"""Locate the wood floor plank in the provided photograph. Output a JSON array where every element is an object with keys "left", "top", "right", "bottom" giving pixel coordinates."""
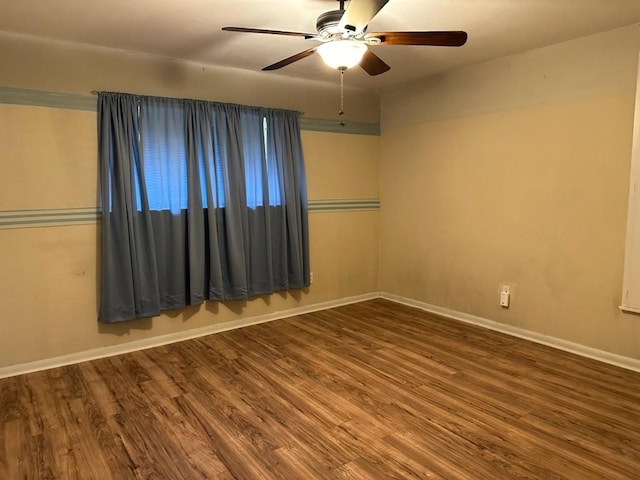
[
  {"left": 1, "top": 298, "right": 639, "bottom": 479},
  {"left": 174, "top": 392, "right": 278, "bottom": 480},
  {"left": 335, "top": 419, "right": 446, "bottom": 480},
  {"left": 1, "top": 420, "right": 24, "bottom": 479}
]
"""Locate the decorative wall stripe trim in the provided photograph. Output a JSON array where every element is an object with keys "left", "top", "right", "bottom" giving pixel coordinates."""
[
  {"left": 0, "top": 207, "right": 100, "bottom": 229},
  {"left": 300, "top": 116, "right": 380, "bottom": 136},
  {"left": 0, "top": 86, "right": 97, "bottom": 111},
  {"left": 0, "top": 201, "right": 379, "bottom": 229},
  {"left": 0, "top": 86, "right": 380, "bottom": 136},
  {"left": 309, "top": 199, "right": 380, "bottom": 212},
  {"left": 0, "top": 292, "right": 379, "bottom": 379},
  {"left": 380, "top": 292, "right": 640, "bottom": 373}
]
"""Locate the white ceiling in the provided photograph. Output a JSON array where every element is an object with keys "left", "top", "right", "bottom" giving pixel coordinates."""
[{"left": 2, "top": 0, "right": 640, "bottom": 92}]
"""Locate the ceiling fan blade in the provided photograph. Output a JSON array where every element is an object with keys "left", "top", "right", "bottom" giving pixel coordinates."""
[
  {"left": 222, "top": 26, "right": 313, "bottom": 38},
  {"left": 262, "top": 48, "right": 317, "bottom": 71},
  {"left": 339, "top": 0, "right": 389, "bottom": 35},
  {"left": 368, "top": 31, "right": 468, "bottom": 46},
  {"left": 359, "top": 49, "right": 390, "bottom": 76}
]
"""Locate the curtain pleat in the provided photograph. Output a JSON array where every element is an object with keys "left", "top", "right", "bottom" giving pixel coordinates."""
[{"left": 98, "top": 93, "right": 309, "bottom": 323}]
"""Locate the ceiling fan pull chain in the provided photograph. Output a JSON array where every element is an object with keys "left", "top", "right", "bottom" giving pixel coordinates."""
[{"left": 339, "top": 67, "right": 346, "bottom": 127}]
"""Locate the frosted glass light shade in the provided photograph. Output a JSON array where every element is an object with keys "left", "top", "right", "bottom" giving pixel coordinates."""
[{"left": 317, "top": 40, "right": 367, "bottom": 69}]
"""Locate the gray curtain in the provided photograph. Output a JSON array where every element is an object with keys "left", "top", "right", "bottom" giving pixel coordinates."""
[{"left": 98, "top": 92, "right": 309, "bottom": 323}]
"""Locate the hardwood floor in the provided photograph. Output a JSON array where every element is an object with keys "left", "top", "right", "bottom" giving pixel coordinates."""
[{"left": 1, "top": 299, "right": 639, "bottom": 479}]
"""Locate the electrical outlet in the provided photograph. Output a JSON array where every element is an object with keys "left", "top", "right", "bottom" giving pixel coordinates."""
[
  {"left": 310, "top": 272, "right": 313, "bottom": 284},
  {"left": 500, "top": 284, "right": 510, "bottom": 308}
]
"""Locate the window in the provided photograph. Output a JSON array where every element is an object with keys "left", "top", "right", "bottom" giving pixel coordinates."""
[
  {"left": 135, "top": 101, "right": 281, "bottom": 212},
  {"left": 98, "top": 92, "right": 309, "bottom": 323}
]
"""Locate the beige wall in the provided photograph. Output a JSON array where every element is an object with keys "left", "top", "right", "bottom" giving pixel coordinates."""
[
  {"left": 4, "top": 22, "right": 640, "bottom": 369},
  {"left": 380, "top": 25, "right": 640, "bottom": 359},
  {"left": 0, "top": 35, "right": 380, "bottom": 368},
  {"left": 305, "top": 131, "right": 380, "bottom": 295},
  {"left": 0, "top": 31, "right": 379, "bottom": 122}
]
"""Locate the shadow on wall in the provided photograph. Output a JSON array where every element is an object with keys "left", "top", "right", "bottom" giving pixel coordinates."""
[{"left": 96, "top": 288, "right": 307, "bottom": 337}]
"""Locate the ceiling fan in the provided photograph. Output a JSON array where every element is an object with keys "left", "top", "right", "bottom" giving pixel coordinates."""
[{"left": 222, "top": 0, "right": 468, "bottom": 75}]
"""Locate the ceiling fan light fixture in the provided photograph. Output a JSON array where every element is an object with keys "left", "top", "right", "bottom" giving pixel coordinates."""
[{"left": 317, "top": 40, "right": 367, "bottom": 69}]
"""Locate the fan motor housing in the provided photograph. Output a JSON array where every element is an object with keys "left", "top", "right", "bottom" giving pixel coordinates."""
[{"left": 316, "top": 10, "right": 346, "bottom": 37}]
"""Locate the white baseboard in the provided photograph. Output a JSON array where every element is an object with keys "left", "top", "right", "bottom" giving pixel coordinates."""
[
  {"left": 380, "top": 292, "right": 640, "bottom": 373},
  {"left": 0, "top": 292, "right": 378, "bottom": 379},
  {"left": 4, "top": 291, "right": 639, "bottom": 379}
]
